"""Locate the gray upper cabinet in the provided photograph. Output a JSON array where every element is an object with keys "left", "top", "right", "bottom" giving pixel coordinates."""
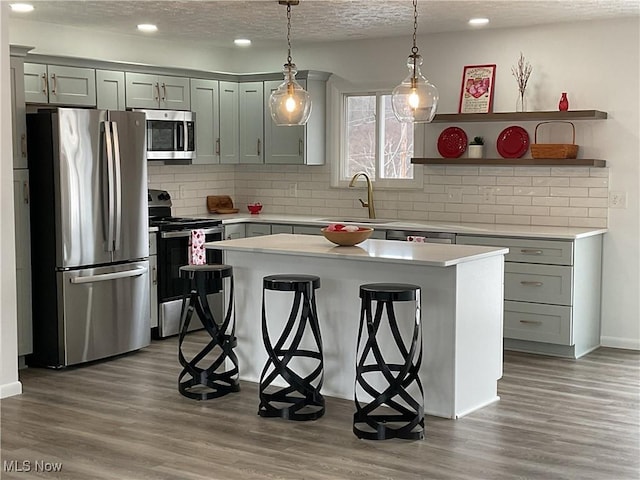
[
  {"left": 96, "top": 70, "right": 126, "bottom": 110},
  {"left": 10, "top": 56, "right": 28, "bottom": 169},
  {"left": 239, "top": 82, "right": 264, "bottom": 164},
  {"left": 125, "top": 72, "right": 190, "bottom": 110},
  {"left": 24, "top": 63, "right": 96, "bottom": 106},
  {"left": 219, "top": 81, "right": 240, "bottom": 164},
  {"left": 190, "top": 78, "right": 220, "bottom": 165},
  {"left": 263, "top": 73, "right": 327, "bottom": 165}
]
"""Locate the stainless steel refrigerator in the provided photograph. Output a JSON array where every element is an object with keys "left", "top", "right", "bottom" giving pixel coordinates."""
[{"left": 26, "top": 108, "right": 150, "bottom": 367}]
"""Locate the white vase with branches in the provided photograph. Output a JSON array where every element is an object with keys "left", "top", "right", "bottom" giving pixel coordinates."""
[{"left": 512, "top": 52, "right": 532, "bottom": 112}]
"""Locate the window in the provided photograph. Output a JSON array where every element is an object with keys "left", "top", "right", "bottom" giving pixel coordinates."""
[{"left": 329, "top": 82, "right": 423, "bottom": 189}]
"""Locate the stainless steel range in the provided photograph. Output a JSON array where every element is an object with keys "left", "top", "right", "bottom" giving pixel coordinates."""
[{"left": 149, "top": 189, "right": 224, "bottom": 338}]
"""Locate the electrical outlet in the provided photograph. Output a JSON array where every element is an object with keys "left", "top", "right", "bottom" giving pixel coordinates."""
[
  {"left": 288, "top": 183, "right": 298, "bottom": 198},
  {"left": 609, "top": 191, "right": 627, "bottom": 208},
  {"left": 179, "top": 184, "right": 187, "bottom": 199}
]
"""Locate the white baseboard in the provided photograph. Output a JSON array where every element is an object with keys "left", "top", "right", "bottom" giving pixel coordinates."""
[
  {"left": 0, "top": 380, "right": 22, "bottom": 399},
  {"left": 600, "top": 336, "right": 640, "bottom": 351}
]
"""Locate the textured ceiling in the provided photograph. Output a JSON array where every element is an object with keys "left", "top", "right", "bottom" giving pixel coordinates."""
[{"left": 9, "top": 0, "right": 640, "bottom": 48}]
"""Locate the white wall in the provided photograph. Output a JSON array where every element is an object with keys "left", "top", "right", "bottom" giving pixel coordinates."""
[
  {"left": 6, "top": 16, "right": 639, "bottom": 355},
  {"left": 1, "top": 3, "right": 22, "bottom": 398}
]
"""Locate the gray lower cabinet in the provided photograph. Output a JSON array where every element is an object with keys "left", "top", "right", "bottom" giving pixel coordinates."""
[
  {"left": 149, "top": 234, "right": 158, "bottom": 329},
  {"left": 457, "top": 234, "right": 603, "bottom": 358},
  {"left": 96, "top": 70, "right": 126, "bottom": 110},
  {"left": 24, "top": 63, "right": 96, "bottom": 106},
  {"left": 224, "top": 223, "right": 246, "bottom": 240},
  {"left": 245, "top": 223, "right": 272, "bottom": 237},
  {"left": 125, "top": 72, "right": 190, "bottom": 110},
  {"left": 190, "top": 78, "right": 220, "bottom": 165},
  {"left": 13, "top": 169, "right": 33, "bottom": 356}
]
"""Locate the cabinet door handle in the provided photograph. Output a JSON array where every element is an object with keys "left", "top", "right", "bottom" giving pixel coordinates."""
[
  {"left": 23, "top": 181, "right": 29, "bottom": 204},
  {"left": 520, "top": 281, "right": 544, "bottom": 287},
  {"left": 519, "top": 319, "right": 542, "bottom": 325},
  {"left": 216, "top": 138, "right": 220, "bottom": 155},
  {"left": 299, "top": 139, "right": 303, "bottom": 156},
  {"left": 154, "top": 82, "right": 160, "bottom": 101},
  {"left": 520, "top": 249, "right": 543, "bottom": 255},
  {"left": 41, "top": 73, "right": 48, "bottom": 95},
  {"left": 152, "top": 265, "right": 157, "bottom": 285},
  {"left": 257, "top": 138, "right": 261, "bottom": 156},
  {"left": 161, "top": 83, "right": 167, "bottom": 101},
  {"left": 50, "top": 73, "right": 57, "bottom": 95},
  {"left": 21, "top": 134, "right": 27, "bottom": 158}
]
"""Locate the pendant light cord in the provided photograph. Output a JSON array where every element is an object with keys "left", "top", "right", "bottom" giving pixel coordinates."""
[
  {"left": 286, "top": 2, "right": 293, "bottom": 65},
  {"left": 412, "top": 0, "right": 418, "bottom": 55}
]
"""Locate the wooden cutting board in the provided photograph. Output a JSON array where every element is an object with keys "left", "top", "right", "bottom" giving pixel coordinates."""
[{"left": 207, "top": 195, "right": 234, "bottom": 213}]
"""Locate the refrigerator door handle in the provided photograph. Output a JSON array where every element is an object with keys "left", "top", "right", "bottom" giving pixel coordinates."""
[
  {"left": 103, "top": 121, "right": 116, "bottom": 252},
  {"left": 111, "top": 121, "right": 122, "bottom": 252},
  {"left": 69, "top": 266, "right": 148, "bottom": 284}
]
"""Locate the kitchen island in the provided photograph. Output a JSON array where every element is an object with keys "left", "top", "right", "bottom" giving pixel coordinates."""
[{"left": 206, "top": 234, "right": 508, "bottom": 419}]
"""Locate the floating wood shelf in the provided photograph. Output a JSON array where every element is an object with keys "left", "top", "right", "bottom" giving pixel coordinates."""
[
  {"left": 411, "top": 158, "right": 607, "bottom": 167},
  {"left": 430, "top": 110, "right": 607, "bottom": 123}
]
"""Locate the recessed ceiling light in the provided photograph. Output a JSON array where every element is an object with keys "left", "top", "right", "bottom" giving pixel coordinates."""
[
  {"left": 468, "top": 18, "right": 490, "bottom": 26},
  {"left": 234, "top": 39, "right": 252, "bottom": 47},
  {"left": 137, "top": 24, "right": 158, "bottom": 33},
  {"left": 10, "top": 3, "right": 34, "bottom": 13}
]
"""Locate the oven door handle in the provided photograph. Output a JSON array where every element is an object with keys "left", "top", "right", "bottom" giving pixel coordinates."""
[{"left": 160, "top": 226, "right": 224, "bottom": 239}]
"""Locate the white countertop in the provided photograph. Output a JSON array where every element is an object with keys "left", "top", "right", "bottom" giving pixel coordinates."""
[
  {"left": 200, "top": 212, "right": 606, "bottom": 240},
  {"left": 208, "top": 234, "right": 509, "bottom": 267}
]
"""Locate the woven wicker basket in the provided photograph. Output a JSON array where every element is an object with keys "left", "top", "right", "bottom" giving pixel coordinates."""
[{"left": 530, "top": 121, "right": 579, "bottom": 159}]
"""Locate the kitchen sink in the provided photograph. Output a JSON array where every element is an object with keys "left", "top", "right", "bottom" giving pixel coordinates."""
[{"left": 318, "top": 218, "right": 397, "bottom": 224}]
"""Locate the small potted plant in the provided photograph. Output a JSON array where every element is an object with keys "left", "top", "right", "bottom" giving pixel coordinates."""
[{"left": 468, "top": 136, "right": 484, "bottom": 158}]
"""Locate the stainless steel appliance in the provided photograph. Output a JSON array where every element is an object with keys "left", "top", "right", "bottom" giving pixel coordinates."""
[
  {"left": 26, "top": 108, "right": 150, "bottom": 367},
  {"left": 135, "top": 109, "right": 195, "bottom": 161},
  {"left": 148, "top": 189, "right": 224, "bottom": 338},
  {"left": 386, "top": 230, "right": 457, "bottom": 244}
]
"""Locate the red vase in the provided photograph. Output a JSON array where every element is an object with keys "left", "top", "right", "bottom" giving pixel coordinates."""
[{"left": 558, "top": 92, "right": 569, "bottom": 111}]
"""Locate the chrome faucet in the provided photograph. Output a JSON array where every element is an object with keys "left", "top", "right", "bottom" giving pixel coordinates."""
[{"left": 348, "top": 172, "right": 376, "bottom": 219}]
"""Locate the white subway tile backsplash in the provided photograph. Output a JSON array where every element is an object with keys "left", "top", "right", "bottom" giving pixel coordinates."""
[
  {"left": 514, "top": 205, "right": 551, "bottom": 216},
  {"left": 550, "top": 186, "right": 589, "bottom": 197},
  {"left": 532, "top": 177, "right": 570, "bottom": 187},
  {"left": 570, "top": 177, "right": 609, "bottom": 187},
  {"left": 550, "top": 207, "right": 589, "bottom": 217},
  {"left": 569, "top": 217, "right": 607, "bottom": 228},
  {"left": 496, "top": 195, "right": 533, "bottom": 206},
  {"left": 532, "top": 197, "right": 570, "bottom": 207},
  {"left": 497, "top": 177, "right": 532, "bottom": 186},
  {"left": 152, "top": 161, "right": 609, "bottom": 228}
]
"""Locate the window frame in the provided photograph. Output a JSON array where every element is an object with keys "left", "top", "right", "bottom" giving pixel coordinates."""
[{"left": 328, "top": 77, "right": 424, "bottom": 190}]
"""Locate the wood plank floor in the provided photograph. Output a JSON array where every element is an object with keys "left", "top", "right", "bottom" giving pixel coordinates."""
[{"left": 2, "top": 333, "right": 638, "bottom": 480}]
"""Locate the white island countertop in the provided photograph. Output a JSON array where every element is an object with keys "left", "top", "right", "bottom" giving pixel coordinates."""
[
  {"left": 197, "top": 212, "right": 606, "bottom": 240},
  {"left": 211, "top": 233, "right": 509, "bottom": 267}
]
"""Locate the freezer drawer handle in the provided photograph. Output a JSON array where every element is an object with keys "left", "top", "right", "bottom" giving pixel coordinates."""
[
  {"left": 70, "top": 266, "right": 148, "bottom": 284},
  {"left": 519, "top": 319, "right": 543, "bottom": 325},
  {"left": 520, "top": 281, "right": 544, "bottom": 287},
  {"left": 520, "top": 249, "right": 544, "bottom": 255}
]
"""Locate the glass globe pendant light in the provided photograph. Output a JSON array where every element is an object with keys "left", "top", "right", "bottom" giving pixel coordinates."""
[
  {"left": 269, "top": 0, "right": 312, "bottom": 126},
  {"left": 391, "top": 0, "right": 439, "bottom": 123}
]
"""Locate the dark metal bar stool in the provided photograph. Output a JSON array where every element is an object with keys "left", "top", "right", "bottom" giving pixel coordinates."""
[
  {"left": 178, "top": 264, "right": 239, "bottom": 400},
  {"left": 354, "top": 283, "right": 424, "bottom": 440},
  {"left": 259, "top": 274, "right": 325, "bottom": 421}
]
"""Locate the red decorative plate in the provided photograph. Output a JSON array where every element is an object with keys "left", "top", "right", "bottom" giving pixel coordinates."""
[
  {"left": 437, "top": 127, "right": 468, "bottom": 158},
  {"left": 496, "top": 126, "right": 530, "bottom": 158}
]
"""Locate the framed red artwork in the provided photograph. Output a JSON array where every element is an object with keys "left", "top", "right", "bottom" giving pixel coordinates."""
[{"left": 458, "top": 64, "right": 496, "bottom": 114}]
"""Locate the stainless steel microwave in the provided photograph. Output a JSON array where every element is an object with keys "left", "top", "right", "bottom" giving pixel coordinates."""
[{"left": 135, "top": 109, "right": 196, "bottom": 161}]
